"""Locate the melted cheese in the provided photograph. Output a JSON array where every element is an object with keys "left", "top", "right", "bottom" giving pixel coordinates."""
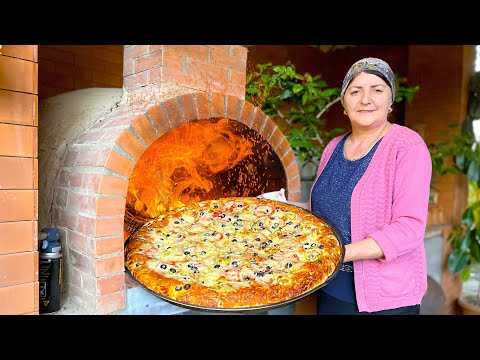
[{"left": 127, "top": 197, "right": 342, "bottom": 308}]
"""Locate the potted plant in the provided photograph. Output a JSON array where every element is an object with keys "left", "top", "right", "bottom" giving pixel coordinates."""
[
  {"left": 446, "top": 129, "right": 480, "bottom": 314},
  {"left": 245, "top": 62, "right": 344, "bottom": 166},
  {"left": 430, "top": 124, "right": 480, "bottom": 314}
]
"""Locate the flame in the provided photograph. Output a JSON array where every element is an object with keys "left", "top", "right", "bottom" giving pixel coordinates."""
[{"left": 126, "top": 118, "right": 255, "bottom": 222}]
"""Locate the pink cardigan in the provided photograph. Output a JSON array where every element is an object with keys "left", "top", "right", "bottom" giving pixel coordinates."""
[{"left": 311, "top": 124, "right": 432, "bottom": 312}]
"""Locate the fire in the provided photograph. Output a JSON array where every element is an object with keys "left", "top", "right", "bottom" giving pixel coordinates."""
[{"left": 126, "top": 118, "right": 255, "bottom": 224}]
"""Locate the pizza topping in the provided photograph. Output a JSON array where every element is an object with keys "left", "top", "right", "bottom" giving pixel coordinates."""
[{"left": 125, "top": 196, "right": 343, "bottom": 309}]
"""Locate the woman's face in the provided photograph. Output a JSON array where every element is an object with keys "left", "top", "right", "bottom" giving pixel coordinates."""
[{"left": 343, "top": 72, "right": 392, "bottom": 128}]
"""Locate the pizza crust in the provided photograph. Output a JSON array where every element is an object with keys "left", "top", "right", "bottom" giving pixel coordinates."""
[{"left": 125, "top": 197, "right": 344, "bottom": 310}]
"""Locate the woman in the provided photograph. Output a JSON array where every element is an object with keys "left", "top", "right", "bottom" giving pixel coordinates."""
[{"left": 296, "top": 57, "right": 432, "bottom": 314}]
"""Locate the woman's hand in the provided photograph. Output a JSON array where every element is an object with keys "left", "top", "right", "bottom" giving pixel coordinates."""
[{"left": 344, "top": 237, "right": 384, "bottom": 262}]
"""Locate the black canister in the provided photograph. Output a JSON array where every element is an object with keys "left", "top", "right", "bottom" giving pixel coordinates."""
[{"left": 39, "top": 228, "right": 63, "bottom": 313}]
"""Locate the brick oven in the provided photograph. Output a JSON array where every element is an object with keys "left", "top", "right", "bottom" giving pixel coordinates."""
[{"left": 40, "top": 45, "right": 302, "bottom": 314}]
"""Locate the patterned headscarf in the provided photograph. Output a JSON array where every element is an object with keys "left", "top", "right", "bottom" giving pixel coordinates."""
[{"left": 340, "top": 57, "right": 396, "bottom": 103}]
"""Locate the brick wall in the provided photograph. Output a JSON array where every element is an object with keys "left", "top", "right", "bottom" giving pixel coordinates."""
[
  {"left": 38, "top": 45, "right": 123, "bottom": 99},
  {"left": 122, "top": 45, "right": 248, "bottom": 107},
  {"left": 0, "top": 45, "right": 39, "bottom": 314},
  {"left": 405, "top": 45, "right": 474, "bottom": 226}
]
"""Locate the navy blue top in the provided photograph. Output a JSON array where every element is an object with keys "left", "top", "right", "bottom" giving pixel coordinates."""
[{"left": 311, "top": 133, "right": 382, "bottom": 303}]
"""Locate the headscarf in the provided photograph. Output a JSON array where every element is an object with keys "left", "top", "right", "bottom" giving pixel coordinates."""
[{"left": 340, "top": 57, "right": 396, "bottom": 103}]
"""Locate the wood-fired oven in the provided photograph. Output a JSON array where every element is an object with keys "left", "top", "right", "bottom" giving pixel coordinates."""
[{"left": 39, "top": 45, "right": 301, "bottom": 314}]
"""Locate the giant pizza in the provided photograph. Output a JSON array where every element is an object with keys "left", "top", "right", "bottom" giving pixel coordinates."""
[{"left": 124, "top": 197, "right": 344, "bottom": 311}]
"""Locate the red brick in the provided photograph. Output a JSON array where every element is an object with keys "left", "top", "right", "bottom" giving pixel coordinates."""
[
  {"left": 250, "top": 107, "right": 266, "bottom": 131},
  {"left": 282, "top": 148, "right": 296, "bottom": 165},
  {"left": 0, "top": 123, "right": 36, "bottom": 157},
  {"left": 77, "top": 214, "right": 95, "bottom": 236},
  {"left": 68, "top": 268, "right": 95, "bottom": 293},
  {"left": 64, "top": 150, "right": 79, "bottom": 166},
  {"left": 124, "top": 45, "right": 149, "bottom": 62},
  {"left": 163, "top": 97, "right": 184, "bottom": 127},
  {"left": 105, "top": 151, "right": 135, "bottom": 178},
  {"left": 195, "top": 92, "right": 210, "bottom": 119},
  {"left": 0, "top": 157, "right": 34, "bottom": 189},
  {"left": 55, "top": 209, "right": 78, "bottom": 231},
  {"left": 261, "top": 117, "right": 277, "bottom": 141},
  {"left": 226, "top": 95, "right": 240, "bottom": 120},
  {"left": 163, "top": 51, "right": 183, "bottom": 71},
  {"left": 1, "top": 45, "right": 35, "bottom": 61},
  {"left": 98, "top": 176, "right": 129, "bottom": 197},
  {"left": 123, "top": 58, "right": 133, "bottom": 77},
  {"left": 0, "top": 252, "right": 37, "bottom": 286},
  {"left": 97, "top": 273, "right": 125, "bottom": 296},
  {"left": 34, "top": 159, "right": 38, "bottom": 189},
  {"left": 0, "top": 89, "right": 36, "bottom": 125},
  {"left": 210, "top": 92, "right": 225, "bottom": 118},
  {"left": 68, "top": 193, "right": 97, "bottom": 214},
  {"left": 94, "top": 236, "right": 124, "bottom": 257},
  {"left": 0, "top": 282, "right": 36, "bottom": 314},
  {"left": 69, "top": 249, "right": 94, "bottom": 275},
  {"left": 178, "top": 93, "right": 197, "bottom": 121},
  {"left": 225, "top": 83, "right": 245, "bottom": 100},
  {"left": 269, "top": 127, "right": 285, "bottom": 150},
  {"left": 67, "top": 230, "right": 93, "bottom": 257},
  {"left": 132, "top": 114, "right": 158, "bottom": 146},
  {"left": 210, "top": 49, "right": 246, "bottom": 73},
  {"left": 231, "top": 45, "right": 248, "bottom": 59},
  {"left": 94, "top": 255, "right": 124, "bottom": 277},
  {"left": 116, "top": 130, "right": 146, "bottom": 160},
  {"left": 0, "top": 190, "right": 36, "bottom": 222},
  {"left": 164, "top": 45, "right": 208, "bottom": 62},
  {"left": 275, "top": 137, "right": 292, "bottom": 160},
  {"left": 240, "top": 101, "right": 254, "bottom": 125},
  {"left": 162, "top": 67, "right": 207, "bottom": 92},
  {"left": 58, "top": 171, "right": 83, "bottom": 189},
  {"left": 124, "top": 71, "right": 148, "bottom": 89},
  {"left": 134, "top": 49, "right": 163, "bottom": 73},
  {"left": 230, "top": 69, "right": 246, "bottom": 87},
  {"left": 93, "top": 217, "right": 124, "bottom": 237},
  {"left": 96, "top": 197, "right": 125, "bottom": 217},
  {"left": 75, "top": 150, "right": 109, "bottom": 167},
  {"left": 0, "top": 221, "right": 35, "bottom": 255},
  {"left": 147, "top": 105, "right": 172, "bottom": 135},
  {"left": 97, "top": 291, "right": 126, "bottom": 314},
  {"left": 207, "top": 45, "right": 229, "bottom": 53}
]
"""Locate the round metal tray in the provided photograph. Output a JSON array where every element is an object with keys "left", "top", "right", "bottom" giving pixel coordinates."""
[{"left": 124, "top": 204, "right": 345, "bottom": 313}]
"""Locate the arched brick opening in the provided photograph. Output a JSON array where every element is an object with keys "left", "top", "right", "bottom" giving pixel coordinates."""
[{"left": 52, "top": 91, "right": 301, "bottom": 314}]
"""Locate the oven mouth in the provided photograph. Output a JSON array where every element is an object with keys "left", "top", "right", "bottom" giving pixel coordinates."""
[{"left": 124, "top": 117, "right": 287, "bottom": 238}]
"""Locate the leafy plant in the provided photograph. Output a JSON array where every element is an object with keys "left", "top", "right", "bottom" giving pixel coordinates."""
[
  {"left": 430, "top": 123, "right": 480, "bottom": 285},
  {"left": 246, "top": 62, "right": 342, "bottom": 162},
  {"left": 246, "top": 62, "right": 420, "bottom": 163},
  {"left": 445, "top": 130, "right": 480, "bottom": 282}
]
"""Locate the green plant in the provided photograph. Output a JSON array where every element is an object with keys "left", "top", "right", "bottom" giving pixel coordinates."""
[
  {"left": 430, "top": 123, "right": 480, "bottom": 285},
  {"left": 246, "top": 62, "right": 343, "bottom": 162},
  {"left": 246, "top": 62, "right": 419, "bottom": 163},
  {"left": 444, "top": 129, "right": 480, "bottom": 282}
]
